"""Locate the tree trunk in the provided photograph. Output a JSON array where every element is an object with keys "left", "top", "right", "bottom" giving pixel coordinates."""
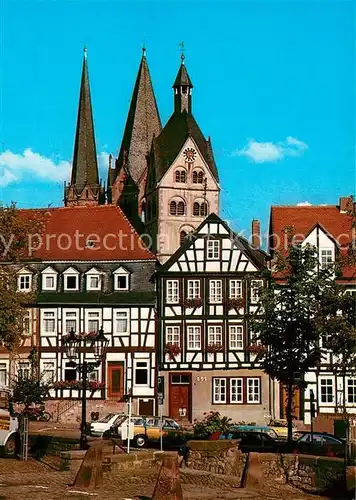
[{"left": 286, "top": 382, "right": 294, "bottom": 444}]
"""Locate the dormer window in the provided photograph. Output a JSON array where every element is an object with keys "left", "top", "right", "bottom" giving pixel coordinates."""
[
  {"left": 85, "top": 268, "right": 102, "bottom": 291},
  {"left": 41, "top": 266, "right": 58, "bottom": 291},
  {"left": 17, "top": 268, "right": 33, "bottom": 292},
  {"left": 113, "top": 267, "right": 130, "bottom": 291},
  {"left": 63, "top": 267, "right": 80, "bottom": 291},
  {"left": 175, "top": 169, "right": 186, "bottom": 183},
  {"left": 320, "top": 248, "right": 334, "bottom": 269}
]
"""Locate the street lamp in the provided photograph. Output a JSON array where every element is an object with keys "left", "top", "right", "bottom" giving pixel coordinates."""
[{"left": 62, "top": 327, "right": 109, "bottom": 449}]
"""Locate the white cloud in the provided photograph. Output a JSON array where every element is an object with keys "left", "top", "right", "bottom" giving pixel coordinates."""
[
  {"left": 232, "top": 136, "right": 308, "bottom": 163},
  {"left": 0, "top": 149, "right": 110, "bottom": 187},
  {"left": 97, "top": 152, "right": 110, "bottom": 180},
  {"left": 297, "top": 201, "right": 312, "bottom": 206}
]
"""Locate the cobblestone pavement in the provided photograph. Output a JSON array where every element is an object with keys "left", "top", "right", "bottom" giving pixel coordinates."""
[{"left": 0, "top": 458, "right": 349, "bottom": 500}]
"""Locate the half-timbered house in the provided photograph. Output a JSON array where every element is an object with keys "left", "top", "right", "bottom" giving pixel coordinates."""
[
  {"left": 270, "top": 196, "right": 356, "bottom": 425},
  {"left": 156, "top": 213, "right": 279, "bottom": 423},
  {"left": 3, "top": 204, "right": 157, "bottom": 420}
]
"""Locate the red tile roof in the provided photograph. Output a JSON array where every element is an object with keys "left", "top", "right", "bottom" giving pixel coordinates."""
[
  {"left": 270, "top": 204, "right": 355, "bottom": 281},
  {"left": 19, "top": 205, "right": 155, "bottom": 261}
]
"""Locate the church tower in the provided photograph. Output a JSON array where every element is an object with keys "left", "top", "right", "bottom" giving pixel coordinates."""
[
  {"left": 108, "top": 48, "right": 161, "bottom": 229},
  {"left": 64, "top": 49, "right": 104, "bottom": 206},
  {"left": 144, "top": 55, "right": 220, "bottom": 263}
]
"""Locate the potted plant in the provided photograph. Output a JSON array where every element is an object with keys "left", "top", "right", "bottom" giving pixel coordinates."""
[
  {"left": 193, "top": 411, "right": 233, "bottom": 440},
  {"left": 164, "top": 343, "right": 181, "bottom": 360}
]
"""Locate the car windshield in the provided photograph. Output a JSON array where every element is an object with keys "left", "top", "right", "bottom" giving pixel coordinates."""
[{"left": 98, "top": 413, "right": 116, "bottom": 423}]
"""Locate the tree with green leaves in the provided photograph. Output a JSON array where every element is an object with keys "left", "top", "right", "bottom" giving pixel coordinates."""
[
  {"left": 249, "top": 241, "right": 346, "bottom": 443},
  {"left": 0, "top": 203, "right": 44, "bottom": 350}
]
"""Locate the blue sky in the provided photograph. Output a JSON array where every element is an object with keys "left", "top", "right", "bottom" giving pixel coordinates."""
[{"left": 0, "top": 0, "right": 355, "bottom": 243}]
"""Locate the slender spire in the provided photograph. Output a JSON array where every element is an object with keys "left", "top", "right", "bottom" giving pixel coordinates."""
[
  {"left": 65, "top": 48, "right": 104, "bottom": 206},
  {"left": 113, "top": 49, "right": 162, "bottom": 186},
  {"left": 71, "top": 47, "right": 99, "bottom": 189}
]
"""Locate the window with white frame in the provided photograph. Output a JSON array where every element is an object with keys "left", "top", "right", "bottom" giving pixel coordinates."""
[
  {"left": 64, "top": 268, "right": 79, "bottom": 291},
  {"left": 209, "top": 280, "right": 222, "bottom": 303},
  {"left": 89, "top": 369, "right": 98, "bottom": 381},
  {"left": 229, "top": 325, "right": 243, "bottom": 349},
  {"left": 86, "top": 311, "right": 100, "bottom": 334},
  {"left": 17, "top": 273, "right": 32, "bottom": 292},
  {"left": 134, "top": 360, "right": 149, "bottom": 385},
  {"left": 64, "top": 311, "right": 78, "bottom": 334},
  {"left": 41, "top": 267, "right": 57, "bottom": 291},
  {"left": 347, "top": 379, "right": 356, "bottom": 404},
  {"left": 115, "top": 310, "right": 128, "bottom": 333},
  {"left": 250, "top": 280, "right": 263, "bottom": 303},
  {"left": 43, "top": 362, "right": 55, "bottom": 382},
  {"left": 0, "top": 364, "right": 7, "bottom": 385},
  {"left": 113, "top": 267, "right": 130, "bottom": 291},
  {"left": 187, "top": 325, "right": 201, "bottom": 350},
  {"left": 229, "top": 280, "right": 242, "bottom": 299},
  {"left": 230, "top": 378, "right": 243, "bottom": 403},
  {"left": 247, "top": 378, "right": 260, "bottom": 403},
  {"left": 187, "top": 280, "right": 200, "bottom": 299},
  {"left": 208, "top": 325, "right": 222, "bottom": 345},
  {"left": 23, "top": 310, "right": 31, "bottom": 336},
  {"left": 165, "top": 326, "right": 180, "bottom": 346},
  {"left": 18, "top": 362, "right": 30, "bottom": 379},
  {"left": 166, "top": 280, "right": 179, "bottom": 303},
  {"left": 213, "top": 378, "right": 226, "bottom": 403},
  {"left": 320, "top": 378, "right": 334, "bottom": 403},
  {"left": 87, "top": 274, "right": 101, "bottom": 291},
  {"left": 320, "top": 249, "right": 333, "bottom": 269},
  {"left": 207, "top": 240, "right": 220, "bottom": 260},
  {"left": 43, "top": 311, "right": 56, "bottom": 334}
]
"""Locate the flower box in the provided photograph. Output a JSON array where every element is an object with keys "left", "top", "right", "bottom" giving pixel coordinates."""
[
  {"left": 53, "top": 380, "right": 105, "bottom": 391},
  {"left": 226, "top": 298, "right": 245, "bottom": 311},
  {"left": 183, "top": 298, "right": 203, "bottom": 309},
  {"left": 205, "top": 343, "right": 224, "bottom": 353},
  {"left": 247, "top": 344, "right": 267, "bottom": 355},
  {"left": 164, "top": 343, "right": 181, "bottom": 360}
]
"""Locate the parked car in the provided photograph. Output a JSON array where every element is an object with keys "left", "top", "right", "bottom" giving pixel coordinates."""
[
  {"left": 292, "top": 432, "right": 345, "bottom": 457},
  {"left": 268, "top": 419, "right": 298, "bottom": 439},
  {"left": 221, "top": 425, "right": 279, "bottom": 440},
  {"left": 225, "top": 431, "right": 287, "bottom": 453},
  {"left": 89, "top": 412, "right": 125, "bottom": 437},
  {"left": 110, "top": 415, "right": 181, "bottom": 448}
]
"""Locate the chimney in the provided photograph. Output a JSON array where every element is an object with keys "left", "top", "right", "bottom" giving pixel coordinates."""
[
  {"left": 339, "top": 196, "right": 353, "bottom": 213},
  {"left": 252, "top": 219, "right": 261, "bottom": 249}
]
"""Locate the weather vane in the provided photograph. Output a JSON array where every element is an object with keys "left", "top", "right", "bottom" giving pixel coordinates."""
[
  {"left": 179, "top": 41, "right": 185, "bottom": 62},
  {"left": 142, "top": 33, "right": 147, "bottom": 56}
]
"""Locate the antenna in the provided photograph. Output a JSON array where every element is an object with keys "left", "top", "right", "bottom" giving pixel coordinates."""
[{"left": 179, "top": 41, "right": 185, "bottom": 62}]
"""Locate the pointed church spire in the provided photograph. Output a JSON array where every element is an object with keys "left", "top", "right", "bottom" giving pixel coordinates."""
[
  {"left": 112, "top": 48, "right": 161, "bottom": 190},
  {"left": 173, "top": 50, "right": 193, "bottom": 114},
  {"left": 65, "top": 48, "right": 104, "bottom": 206}
]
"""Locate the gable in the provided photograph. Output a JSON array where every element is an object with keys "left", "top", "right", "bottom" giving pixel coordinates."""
[
  {"left": 85, "top": 267, "right": 101, "bottom": 275},
  {"left": 162, "top": 215, "right": 265, "bottom": 273},
  {"left": 41, "top": 266, "right": 58, "bottom": 275},
  {"left": 113, "top": 266, "right": 130, "bottom": 275},
  {"left": 63, "top": 266, "right": 79, "bottom": 275},
  {"left": 159, "top": 137, "right": 218, "bottom": 191},
  {"left": 302, "top": 225, "right": 337, "bottom": 249}
]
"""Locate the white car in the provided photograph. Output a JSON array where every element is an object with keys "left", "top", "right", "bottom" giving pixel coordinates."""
[{"left": 90, "top": 413, "right": 125, "bottom": 437}]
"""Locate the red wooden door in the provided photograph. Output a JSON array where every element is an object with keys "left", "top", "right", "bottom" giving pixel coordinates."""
[
  {"left": 107, "top": 362, "right": 124, "bottom": 399},
  {"left": 169, "top": 373, "right": 191, "bottom": 421}
]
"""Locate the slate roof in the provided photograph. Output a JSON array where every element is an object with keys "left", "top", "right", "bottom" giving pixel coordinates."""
[
  {"left": 115, "top": 53, "right": 162, "bottom": 185},
  {"left": 173, "top": 62, "right": 193, "bottom": 88},
  {"left": 18, "top": 205, "right": 155, "bottom": 261},
  {"left": 158, "top": 213, "right": 268, "bottom": 272},
  {"left": 70, "top": 50, "right": 99, "bottom": 191},
  {"left": 37, "top": 291, "right": 155, "bottom": 305},
  {"left": 152, "top": 110, "right": 219, "bottom": 182},
  {"left": 270, "top": 203, "right": 356, "bottom": 280}
]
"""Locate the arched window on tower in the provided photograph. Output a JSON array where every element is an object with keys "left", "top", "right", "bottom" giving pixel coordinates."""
[
  {"left": 177, "top": 201, "right": 185, "bottom": 216},
  {"left": 193, "top": 170, "right": 204, "bottom": 184},
  {"left": 175, "top": 169, "right": 186, "bottom": 183},
  {"left": 198, "top": 171, "right": 204, "bottom": 184},
  {"left": 170, "top": 201, "right": 177, "bottom": 215},
  {"left": 200, "top": 202, "right": 207, "bottom": 217},
  {"left": 193, "top": 202, "right": 200, "bottom": 216},
  {"left": 180, "top": 231, "right": 187, "bottom": 246}
]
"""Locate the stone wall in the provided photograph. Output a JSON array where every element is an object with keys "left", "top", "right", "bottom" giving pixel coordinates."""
[
  {"left": 184, "top": 440, "right": 247, "bottom": 480},
  {"left": 183, "top": 440, "right": 346, "bottom": 494}
]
